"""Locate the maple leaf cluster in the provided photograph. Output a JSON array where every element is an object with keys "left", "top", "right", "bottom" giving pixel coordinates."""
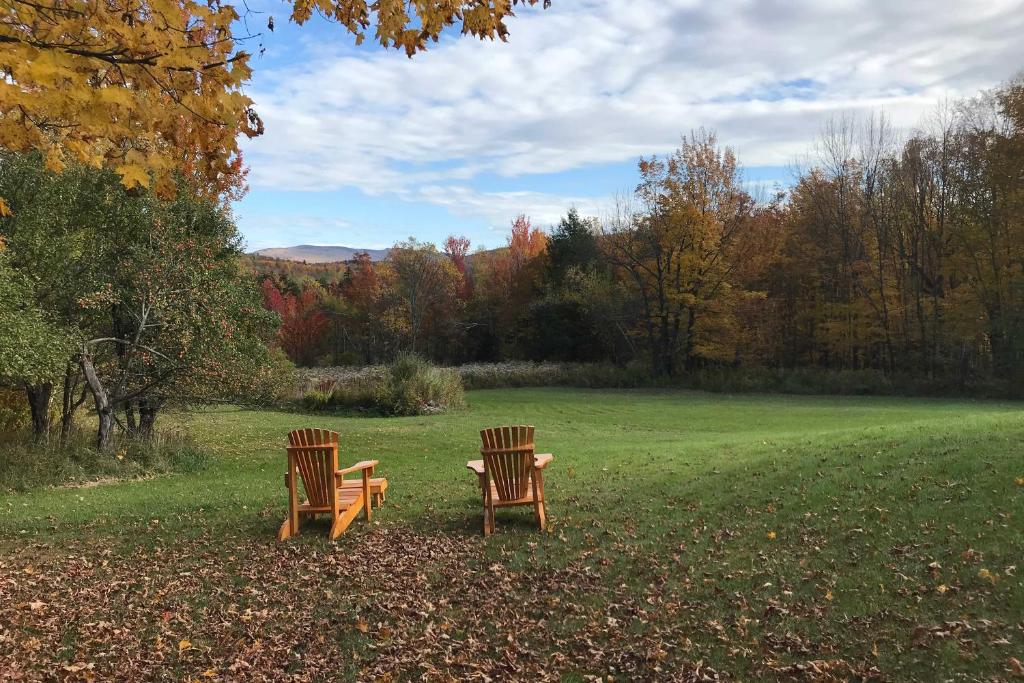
[{"left": 0, "top": 0, "right": 549, "bottom": 202}]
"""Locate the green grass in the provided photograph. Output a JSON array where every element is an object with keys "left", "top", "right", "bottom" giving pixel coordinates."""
[{"left": 2, "top": 388, "right": 1022, "bottom": 680}]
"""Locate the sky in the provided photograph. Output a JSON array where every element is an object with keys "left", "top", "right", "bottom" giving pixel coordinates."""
[{"left": 233, "top": 0, "right": 1024, "bottom": 252}]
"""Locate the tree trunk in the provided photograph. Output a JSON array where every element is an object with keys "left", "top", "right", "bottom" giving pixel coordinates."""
[
  {"left": 81, "top": 353, "right": 115, "bottom": 451},
  {"left": 60, "top": 365, "right": 88, "bottom": 445},
  {"left": 24, "top": 382, "right": 53, "bottom": 442},
  {"left": 682, "top": 308, "right": 698, "bottom": 373},
  {"left": 137, "top": 398, "right": 161, "bottom": 440},
  {"left": 124, "top": 401, "right": 137, "bottom": 435}
]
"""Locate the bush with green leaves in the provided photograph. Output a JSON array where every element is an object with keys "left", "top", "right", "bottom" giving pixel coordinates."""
[
  {"left": 382, "top": 354, "right": 465, "bottom": 415},
  {"left": 300, "top": 355, "right": 463, "bottom": 416}
]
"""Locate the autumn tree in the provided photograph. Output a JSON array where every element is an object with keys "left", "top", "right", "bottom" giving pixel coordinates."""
[
  {"left": 947, "top": 81, "right": 1024, "bottom": 381},
  {"left": 444, "top": 235, "right": 472, "bottom": 299},
  {"left": 0, "top": 0, "right": 550, "bottom": 208},
  {"left": 262, "top": 279, "right": 330, "bottom": 366},
  {"left": 465, "top": 216, "right": 548, "bottom": 359},
  {"left": 336, "top": 252, "right": 396, "bottom": 362},
  {"left": 604, "top": 131, "right": 754, "bottom": 377},
  {"left": 75, "top": 183, "right": 279, "bottom": 448},
  {"left": 764, "top": 78, "right": 1024, "bottom": 387},
  {"left": 522, "top": 209, "right": 624, "bottom": 362},
  {"left": 388, "top": 238, "right": 462, "bottom": 354}
]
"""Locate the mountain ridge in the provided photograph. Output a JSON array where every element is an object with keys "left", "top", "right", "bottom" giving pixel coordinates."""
[{"left": 251, "top": 244, "right": 389, "bottom": 263}]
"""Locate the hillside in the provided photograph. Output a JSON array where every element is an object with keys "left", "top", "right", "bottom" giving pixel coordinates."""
[{"left": 251, "top": 244, "right": 388, "bottom": 263}]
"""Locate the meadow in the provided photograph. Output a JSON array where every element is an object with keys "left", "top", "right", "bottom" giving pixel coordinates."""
[{"left": 1, "top": 388, "right": 1022, "bottom": 680}]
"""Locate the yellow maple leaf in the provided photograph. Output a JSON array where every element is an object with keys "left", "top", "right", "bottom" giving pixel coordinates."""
[
  {"left": 0, "top": 198, "right": 12, "bottom": 218},
  {"left": 766, "top": 531, "right": 777, "bottom": 541},
  {"left": 1015, "top": 476, "right": 1024, "bottom": 486},
  {"left": 179, "top": 639, "right": 192, "bottom": 651},
  {"left": 978, "top": 568, "right": 998, "bottom": 584},
  {"left": 116, "top": 163, "right": 150, "bottom": 190},
  {"left": 44, "top": 146, "right": 66, "bottom": 173}
]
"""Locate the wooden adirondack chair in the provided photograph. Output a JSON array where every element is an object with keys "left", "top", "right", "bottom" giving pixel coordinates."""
[
  {"left": 470, "top": 425, "right": 553, "bottom": 536},
  {"left": 287, "top": 428, "right": 388, "bottom": 507},
  {"left": 278, "top": 428, "right": 383, "bottom": 541}
]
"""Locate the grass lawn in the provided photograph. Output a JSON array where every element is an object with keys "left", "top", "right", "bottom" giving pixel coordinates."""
[{"left": 1, "top": 388, "right": 1022, "bottom": 680}]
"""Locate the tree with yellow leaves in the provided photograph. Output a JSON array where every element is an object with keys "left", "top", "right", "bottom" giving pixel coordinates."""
[
  {"left": 0, "top": 0, "right": 550, "bottom": 210},
  {"left": 603, "top": 130, "right": 755, "bottom": 377}
]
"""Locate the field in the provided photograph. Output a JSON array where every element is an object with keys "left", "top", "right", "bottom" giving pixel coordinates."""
[{"left": 2, "top": 388, "right": 1022, "bottom": 681}]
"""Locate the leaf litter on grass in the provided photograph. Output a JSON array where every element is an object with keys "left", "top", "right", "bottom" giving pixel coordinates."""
[{"left": 1, "top": 522, "right": 982, "bottom": 682}]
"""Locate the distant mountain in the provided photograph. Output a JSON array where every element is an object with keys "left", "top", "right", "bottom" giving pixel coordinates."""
[{"left": 251, "top": 245, "right": 389, "bottom": 263}]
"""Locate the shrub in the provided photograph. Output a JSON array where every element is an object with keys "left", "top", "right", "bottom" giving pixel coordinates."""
[
  {"left": 384, "top": 354, "right": 465, "bottom": 416},
  {"left": 298, "top": 356, "right": 464, "bottom": 416},
  {"left": 0, "top": 426, "right": 208, "bottom": 491},
  {"left": 457, "top": 361, "right": 646, "bottom": 390},
  {"left": 301, "top": 389, "right": 333, "bottom": 412}
]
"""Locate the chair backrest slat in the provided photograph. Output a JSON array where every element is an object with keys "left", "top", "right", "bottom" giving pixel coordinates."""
[
  {"left": 290, "top": 444, "right": 337, "bottom": 508},
  {"left": 288, "top": 428, "right": 339, "bottom": 508},
  {"left": 289, "top": 428, "right": 339, "bottom": 448},
  {"left": 480, "top": 425, "right": 534, "bottom": 501}
]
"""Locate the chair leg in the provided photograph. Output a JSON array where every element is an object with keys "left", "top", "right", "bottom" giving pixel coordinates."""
[
  {"left": 362, "top": 475, "right": 372, "bottom": 523},
  {"left": 483, "top": 500, "right": 496, "bottom": 536},
  {"left": 277, "top": 517, "right": 292, "bottom": 541},
  {"left": 534, "top": 500, "right": 547, "bottom": 531},
  {"left": 329, "top": 503, "right": 362, "bottom": 540},
  {"left": 532, "top": 470, "right": 546, "bottom": 531}
]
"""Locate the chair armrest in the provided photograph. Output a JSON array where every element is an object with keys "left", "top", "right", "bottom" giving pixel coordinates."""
[
  {"left": 466, "top": 460, "right": 485, "bottom": 476},
  {"left": 533, "top": 453, "right": 553, "bottom": 470},
  {"left": 336, "top": 460, "right": 379, "bottom": 477}
]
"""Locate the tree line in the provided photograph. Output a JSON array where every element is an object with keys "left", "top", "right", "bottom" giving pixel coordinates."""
[{"left": 257, "top": 78, "right": 1024, "bottom": 393}]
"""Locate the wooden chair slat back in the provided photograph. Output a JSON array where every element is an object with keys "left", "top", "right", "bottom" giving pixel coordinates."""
[
  {"left": 480, "top": 425, "right": 535, "bottom": 501},
  {"left": 288, "top": 428, "right": 339, "bottom": 448},
  {"left": 290, "top": 444, "right": 338, "bottom": 508}
]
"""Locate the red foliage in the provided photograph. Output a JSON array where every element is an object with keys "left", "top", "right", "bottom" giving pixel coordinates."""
[
  {"left": 508, "top": 214, "right": 547, "bottom": 270},
  {"left": 261, "top": 278, "right": 328, "bottom": 365},
  {"left": 342, "top": 252, "right": 381, "bottom": 308},
  {"left": 443, "top": 235, "right": 470, "bottom": 274},
  {"left": 443, "top": 235, "right": 472, "bottom": 299}
]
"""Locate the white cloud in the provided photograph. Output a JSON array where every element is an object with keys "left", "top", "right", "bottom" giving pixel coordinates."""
[
  {"left": 414, "top": 186, "right": 609, "bottom": 232},
  {"left": 240, "top": 0, "right": 1024, "bottom": 223}
]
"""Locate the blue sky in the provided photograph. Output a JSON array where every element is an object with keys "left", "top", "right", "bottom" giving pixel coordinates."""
[{"left": 232, "top": 0, "right": 1024, "bottom": 251}]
